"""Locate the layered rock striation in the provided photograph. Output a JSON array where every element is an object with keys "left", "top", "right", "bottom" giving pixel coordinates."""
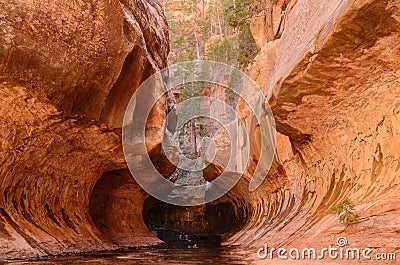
[
  {"left": 0, "top": 0, "right": 169, "bottom": 259},
  {"left": 1, "top": 0, "right": 400, "bottom": 262},
  {"left": 231, "top": 0, "right": 400, "bottom": 254}
]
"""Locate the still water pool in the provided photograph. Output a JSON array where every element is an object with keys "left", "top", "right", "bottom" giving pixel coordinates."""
[
  {"left": 7, "top": 247, "right": 260, "bottom": 265},
  {"left": 6, "top": 246, "right": 332, "bottom": 265}
]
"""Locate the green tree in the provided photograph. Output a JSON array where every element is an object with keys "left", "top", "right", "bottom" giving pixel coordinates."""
[
  {"left": 224, "top": 0, "right": 275, "bottom": 67},
  {"left": 330, "top": 198, "right": 360, "bottom": 225},
  {"left": 166, "top": 0, "right": 274, "bottom": 68}
]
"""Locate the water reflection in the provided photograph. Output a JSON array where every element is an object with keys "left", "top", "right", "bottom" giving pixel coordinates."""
[{"left": 8, "top": 247, "right": 262, "bottom": 265}]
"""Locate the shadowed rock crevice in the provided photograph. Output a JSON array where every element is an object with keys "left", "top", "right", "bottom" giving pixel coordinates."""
[
  {"left": 99, "top": 0, "right": 170, "bottom": 127},
  {"left": 89, "top": 170, "right": 158, "bottom": 246}
]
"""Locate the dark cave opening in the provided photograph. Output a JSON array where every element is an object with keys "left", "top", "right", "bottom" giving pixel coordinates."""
[
  {"left": 89, "top": 170, "right": 253, "bottom": 248},
  {"left": 142, "top": 195, "right": 250, "bottom": 248},
  {"left": 89, "top": 170, "right": 155, "bottom": 246}
]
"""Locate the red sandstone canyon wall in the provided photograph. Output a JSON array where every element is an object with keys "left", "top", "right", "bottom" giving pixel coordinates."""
[{"left": 0, "top": 0, "right": 399, "bottom": 262}]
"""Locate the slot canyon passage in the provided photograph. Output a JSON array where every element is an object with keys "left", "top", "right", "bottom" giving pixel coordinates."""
[{"left": 0, "top": 0, "right": 400, "bottom": 263}]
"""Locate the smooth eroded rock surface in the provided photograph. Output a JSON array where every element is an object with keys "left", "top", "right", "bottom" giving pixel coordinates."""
[
  {"left": 0, "top": 0, "right": 168, "bottom": 259},
  {"left": 230, "top": 0, "right": 400, "bottom": 254},
  {"left": 1, "top": 0, "right": 400, "bottom": 262}
]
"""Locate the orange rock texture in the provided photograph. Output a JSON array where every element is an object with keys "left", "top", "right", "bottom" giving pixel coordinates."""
[
  {"left": 0, "top": 0, "right": 168, "bottom": 259},
  {"left": 236, "top": 0, "right": 400, "bottom": 255},
  {"left": 0, "top": 0, "right": 400, "bottom": 262}
]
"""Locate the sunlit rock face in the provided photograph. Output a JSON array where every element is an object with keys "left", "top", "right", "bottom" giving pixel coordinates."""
[
  {"left": 0, "top": 0, "right": 169, "bottom": 128},
  {"left": 1, "top": 0, "right": 400, "bottom": 261},
  {"left": 0, "top": 0, "right": 168, "bottom": 259},
  {"left": 235, "top": 0, "right": 400, "bottom": 253}
]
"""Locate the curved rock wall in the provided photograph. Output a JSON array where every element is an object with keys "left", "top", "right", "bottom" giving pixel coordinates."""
[
  {"left": 228, "top": 0, "right": 400, "bottom": 253},
  {"left": 0, "top": 0, "right": 168, "bottom": 259},
  {"left": 1, "top": 0, "right": 400, "bottom": 261}
]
